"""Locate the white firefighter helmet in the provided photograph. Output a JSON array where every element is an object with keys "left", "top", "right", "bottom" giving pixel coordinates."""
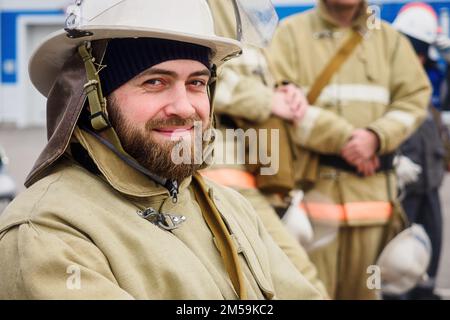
[
  {"left": 29, "top": 0, "right": 244, "bottom": 98},
  {"left": 393, "top": 2, "right": 438, "bottom": 44},
  {"left": 377, "top": 224, "right": 432, "bottom": 295}
]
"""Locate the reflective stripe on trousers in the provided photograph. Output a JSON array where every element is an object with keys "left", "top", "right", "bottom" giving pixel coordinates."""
[{"left": 300, "top": 202, "right": 392, "bottom": 222}]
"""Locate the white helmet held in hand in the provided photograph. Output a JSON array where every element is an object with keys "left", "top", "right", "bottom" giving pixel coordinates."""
[{"left": 377, "top": 224, "right": 432, "bottom": 295}]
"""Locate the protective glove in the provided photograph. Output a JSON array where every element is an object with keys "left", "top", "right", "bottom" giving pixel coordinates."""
[
  {"left": 281, "top": 190, "right": 314, "bottom": 246},
  {"left": 394, "top": 155, "right": 422, "bottom": 190},
  {"left": 434, "top": 34, "right": 450, "bottom": 63}
]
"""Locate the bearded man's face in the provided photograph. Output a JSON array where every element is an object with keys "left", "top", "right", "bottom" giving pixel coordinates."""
[{"left": 107, "top": 59, "right": 212, "bottom": 181}]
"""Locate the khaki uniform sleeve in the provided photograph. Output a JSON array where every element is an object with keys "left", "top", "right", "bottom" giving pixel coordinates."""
[
  {"left": 0, "top": 222, "right": 134, "bottom": 299},
  {"left": 367, "top": 34, "right": 431, "bottom": 154},
  {"left": 208, "top": 0, "right": 273, "bottom": 123},
  {"left": 214, "top": 66, "right": 273, "bottom": 123},
  {"left": 255, "top": 201, "right": 329, "bottom": 298},
  {"left": 290, "top": 106, "right": 354, "bottom": 154},
  {"left": 267, "top": 20, "right": 299, "bottom": 85}
]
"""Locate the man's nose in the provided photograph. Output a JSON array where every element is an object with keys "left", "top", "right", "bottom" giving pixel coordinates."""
[{"left": 164, "top": 84, "right": 196, "bottom": 118}]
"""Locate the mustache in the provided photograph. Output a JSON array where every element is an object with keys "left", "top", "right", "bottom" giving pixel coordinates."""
[{"left": 145, "top": 115, "right": 203, "bottom": 131}]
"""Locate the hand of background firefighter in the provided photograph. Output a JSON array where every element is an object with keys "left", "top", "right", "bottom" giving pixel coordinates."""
[
  {"left": 341, "top": 129, "right": 380, "bottom": 176},
  {"left": 271, "top": 84, "right": 308, "bottom": 122},
  {"left": 355, "top": 156, "right": 380, "bottom": 177}
]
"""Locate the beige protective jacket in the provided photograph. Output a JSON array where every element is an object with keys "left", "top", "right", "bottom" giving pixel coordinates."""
[
  {"left": 0, "top": 128, "right": 322, "bottom": 300},
  {"left": 268, "top": 0, "right": 431, "bottom": 226}
]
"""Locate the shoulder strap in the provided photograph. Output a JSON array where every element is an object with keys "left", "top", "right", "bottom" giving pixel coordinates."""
[
  {"left": 307, "top": 30, "right": 364, "bottom": 104},
  {"left": 192, "top": 173, "right": 248, "bottom": 300}
]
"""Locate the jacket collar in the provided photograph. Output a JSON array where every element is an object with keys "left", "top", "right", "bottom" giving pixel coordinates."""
[
  {"left": 317, "top": 0, "right": 370, "bottom": 31},
  {"left": 73, "top": 127, "right": 191, "bottom": 198}
]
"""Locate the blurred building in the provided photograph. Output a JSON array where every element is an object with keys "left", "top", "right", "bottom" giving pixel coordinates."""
[{"left": 1, "top": 0, "right": 449, "bottom": 127}]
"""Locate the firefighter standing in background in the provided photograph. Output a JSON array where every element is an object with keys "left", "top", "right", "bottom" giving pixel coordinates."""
[
  {"left": 204, "top": 0, "right": 328, "bottom": 298},
  {"left": 269, "top": 0, "right": 431, "bottom": 299}
]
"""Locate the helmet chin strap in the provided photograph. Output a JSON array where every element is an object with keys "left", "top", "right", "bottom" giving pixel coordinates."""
[
  {"left": 78, "top": 42, "right": 218, "bottom": 202},
  {"left": 78, "top": 43, "right": 126, "bottom": 153}
]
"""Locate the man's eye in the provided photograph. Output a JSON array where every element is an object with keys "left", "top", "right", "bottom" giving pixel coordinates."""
[
  {"left": 144, "top": 79, "right": 164, "bottom": 86},
  {"left": 190, "top": 80, "right": 207, "bottom": 87}
]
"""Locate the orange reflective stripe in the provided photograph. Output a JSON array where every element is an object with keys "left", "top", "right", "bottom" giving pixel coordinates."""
[
  {"left": 300, "top": 202, "right": 345, "bottom": 221},
  {"left": 200, "top": 169, "right": 256, "bottom": 189},
  {"left": 344, "top": 202, "right": 392, "bottom": 221},
  {"left": 300, "top": 201, "right": 392, "bottom": 222}
]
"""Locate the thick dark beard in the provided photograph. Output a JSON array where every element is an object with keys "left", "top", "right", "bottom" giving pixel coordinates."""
[{"left": 108, "top": 97, "right": 208, "bottom": 182}]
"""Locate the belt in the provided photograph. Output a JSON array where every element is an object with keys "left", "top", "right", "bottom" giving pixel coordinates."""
[{"left": 320, "top": 153, "right": 395, "bottom": 174}]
